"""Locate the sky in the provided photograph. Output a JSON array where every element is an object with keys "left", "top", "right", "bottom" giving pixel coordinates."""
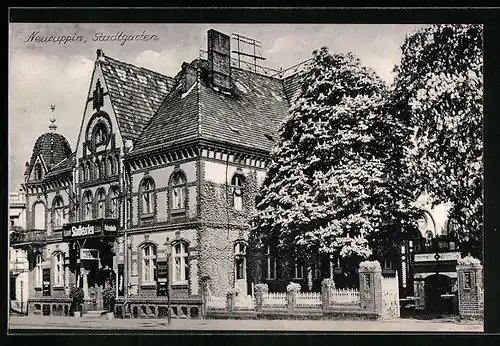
[{"left": 9, "top": 23, "right": 426, "bottom": 194}]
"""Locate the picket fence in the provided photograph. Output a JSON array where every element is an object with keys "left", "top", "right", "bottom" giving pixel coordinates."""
[
  {"left": 234, "top": 293, "right": 256, "bottom": 310},
  {"left": 207, "top": 294, "right": 226, "bottom": 310},
  {"left": 296, "top": 292, "right": 322, "bottom": 307},
  {"left": 330, "top": 288, "right": 360, "bottom": 305},
  {"left": 263, "top": 292, "right": 287, "bottom": 307}
]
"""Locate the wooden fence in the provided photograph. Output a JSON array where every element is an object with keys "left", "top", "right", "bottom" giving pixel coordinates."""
[
  {"left": 263, "top": 292, "right": 287, "bottom": 308},
  {"left": 296, "top": 292, "right": 322, "bottom": 307},
  {"left": 330, "top": 288, "right": 360, "bottom": 305}
]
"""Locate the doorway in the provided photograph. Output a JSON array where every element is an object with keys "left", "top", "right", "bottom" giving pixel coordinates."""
[
  {"left": 10, "top": 275, "right": 16, "bottom": 301},
  {"left": 424, "top": 274, "right": 454, "bottom": 314}
]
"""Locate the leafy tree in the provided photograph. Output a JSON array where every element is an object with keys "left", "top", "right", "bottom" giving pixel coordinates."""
[
  {"left": 392, "top": 24, "right": 483, "bottom": 258},
  {"left": 251, "top": 47, "right": 420, "bottom": 276}
]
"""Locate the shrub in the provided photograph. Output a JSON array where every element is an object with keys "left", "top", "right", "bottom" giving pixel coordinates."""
[
  {"left": 103, "top": 286, "right": 116, "bottom": 311},
  {"left": 457, "top": 256, "right": 482, "bottom": 267},
  {"left": 287, "top": 282, "right": 301, "bottom": 292},
  {"left": 70, "top": 286, "right": 84, "bottom": 312},
  {"left": 359, "top": 260, "right": 381, "bottom": 271}
]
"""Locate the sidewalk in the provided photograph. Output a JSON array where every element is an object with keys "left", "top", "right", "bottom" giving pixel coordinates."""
[{"left": 8, "top": 315, "right": 483, "bottom": 332}]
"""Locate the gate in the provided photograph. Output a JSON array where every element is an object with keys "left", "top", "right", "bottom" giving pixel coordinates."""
[{"left": 381, "top": 271, "right": 400, "bottom": 319}]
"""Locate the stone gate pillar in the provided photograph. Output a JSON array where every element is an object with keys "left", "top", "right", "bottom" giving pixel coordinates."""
[
  {"left": 359, "top": 260, "right": 383, "bottom": 315},
  {"left": 456, "top": 256, "right": 483, "bottom": 320},
  {"left": 254, "top": 283, "right": 268, "bottom": 313}
]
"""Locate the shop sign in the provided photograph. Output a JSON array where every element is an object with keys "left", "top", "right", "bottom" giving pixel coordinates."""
[
  {"left": 62, "top": 219, "right": 118, "bottom": 241},
  {"left": 414, "top": 252, "right": 461, "bottom": 263},
  {"left": 42, "top": 268, "right": 50, "bottom": 296},
  {"left": 80, "top": 248, "right": 99, "bottom": 261},
  {"left": 157, "top": 261, "right": 169, "bottom": 296}
]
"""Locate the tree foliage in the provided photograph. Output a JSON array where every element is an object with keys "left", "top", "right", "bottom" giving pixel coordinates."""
[
  {"left": 251, "top": 48, "right": 419, "bottom": 267},
  {"left": 392, "top": 24, "right": 483, "bottom": 257}
]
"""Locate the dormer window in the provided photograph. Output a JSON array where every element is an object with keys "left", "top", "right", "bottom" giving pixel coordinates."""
[{"left": 34, "top": 163, "right": 42, "bottom": 180}]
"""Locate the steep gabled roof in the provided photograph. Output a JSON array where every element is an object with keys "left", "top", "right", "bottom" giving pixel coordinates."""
[
  {"left": 100, "top": 56, "right": 176, "bottom": 140},
  {"left": 132, "top": 61, "right": 292, "bottom": 154}
]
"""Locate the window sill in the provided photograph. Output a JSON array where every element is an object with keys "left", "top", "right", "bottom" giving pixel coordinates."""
[
  {"left": 140, "top": 282, "right": 157, "bottom": 288},
  {"left": 171, "top": 209, "right": 186, "bottom": 216},
  {"left": 34, "top": 286, "right": 42, "bottom": 291},
  {"left": 140, "top": 213, "right": 155, "bottom": 220},
  {"left": 171, "top": 282, "right": 189, "bottom": 288},
  {"left": 53, "top": 285, "right": 65, "bottom": 290}
]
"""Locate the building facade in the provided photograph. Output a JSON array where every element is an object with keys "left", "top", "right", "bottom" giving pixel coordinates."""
[
  {"left": 9, "top": 29, "right": 463, "bottom": 319},
  {"left": 10, "top": 29, "right": 303, "bottom": 318}
]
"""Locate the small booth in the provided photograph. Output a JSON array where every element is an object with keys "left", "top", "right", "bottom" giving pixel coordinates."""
[{"left": 62, "top": 218, "right": 119, "bottom": 304}]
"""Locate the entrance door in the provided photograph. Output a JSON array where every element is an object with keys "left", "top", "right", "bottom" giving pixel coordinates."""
[
  {"left": 10, "top": 276, "right": 16, "bottom": 301},
  {"left": 424, "top": 274, "right": 454, "bottom": 314}
]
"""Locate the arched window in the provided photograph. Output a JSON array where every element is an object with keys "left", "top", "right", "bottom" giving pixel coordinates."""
[
  {"left": 107, "top": 156, "right": 115, "bottom": 175},
  {"left": 85, "top": 162, "right": 92, "bottom": 181},
  {"left": 83, "top": 191, "right": 93, "bottom": 220},
  {"left": 96, "top": 189, "right": 106, "bottom": 219},
  {"left": 81, "top": 163, "right": 87, "bottom": 181},
  {"left": 93, "top": 122, "right": 107, "bottom": 146},
  {"left": 140, "top": 178, "right": 155, "bottom": 215},
  {"left": 141, "top": 244, "right": 157, "bottom": 283},
  {"left": 53, "top": 252, "right": 64, "bottom": 286},
  {"left": 266, "top": 245, "right": 277, "bottom": 280},
  {"left": 109, "top": 188, "right": 120, "bottom": 219},
  {"left": 114, "top": 155, "right": 120, "bottom": 175},
  {"left": 35, "top": 254, "right": 43, "bottom": 287},
  {"left": 171, "top": 172, "right": 187, "bottom": 211},
  {"left": 234, "top": 242, "right": 246, "bottom": 280},
  {"left": 34, "top": 163, "right": 42, "bottom": 180},
  {"left": 53, "top": 197, "right": 64, "bottom": 229},
  {"left": 95, "top": 159, "right": 104, "bottom": 179},
  {"left": 33, "top": 202, "right": 46, "bottom": 230},
  {"left": 231, "top": 174, "right": 245, "bottom": 211},
  {"left": 173, "top": 241, "right": 189, "bottom": 284}
]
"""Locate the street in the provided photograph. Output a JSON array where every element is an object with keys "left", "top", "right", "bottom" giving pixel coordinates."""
[{"left": 8, "top": 315, "right": 483, "bottom": 332}]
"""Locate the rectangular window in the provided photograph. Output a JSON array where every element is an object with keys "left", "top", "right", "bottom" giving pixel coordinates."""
[
  {"left": 236, "top": 257, "right": 245, "bottom": 280},
  {"left": 268, "top": 257, "right": 276, "bottom": 280},
  {"left": 294, "top": 260, "right": 304, "bottom": 279},
  {"left": 142, "top": 245, "right": 157, "bottom": 283},
  {"left": 173, "top": 242, "right": 189, "bottom": 284}
]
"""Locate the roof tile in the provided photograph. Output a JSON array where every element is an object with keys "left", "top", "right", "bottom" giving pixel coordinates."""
[{"left": 100, "top": 56, "right": 175, "bottom": 140}]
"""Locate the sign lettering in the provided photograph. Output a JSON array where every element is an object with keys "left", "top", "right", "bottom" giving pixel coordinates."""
[
  {"left": 62, "top": 219, "right": 118, "bottom": 241},
  {"left": 42, "top": 268, "right": 51, "bottom": 296},
  {"left": 80, "top": 248, "right": 99, "bottom": 261}
]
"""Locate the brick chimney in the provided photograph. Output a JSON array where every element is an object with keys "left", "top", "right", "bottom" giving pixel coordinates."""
[
  {"left": 182, "top": 62, "right": 198, "bottom": 93},
  {"left": 207, "top": 29, "right": 231, "bottom": 91}
]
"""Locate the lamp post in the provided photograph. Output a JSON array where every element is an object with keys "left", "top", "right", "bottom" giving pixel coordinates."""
[{"left": 164, "top": 238, "right": 172, "bottom": 324}]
